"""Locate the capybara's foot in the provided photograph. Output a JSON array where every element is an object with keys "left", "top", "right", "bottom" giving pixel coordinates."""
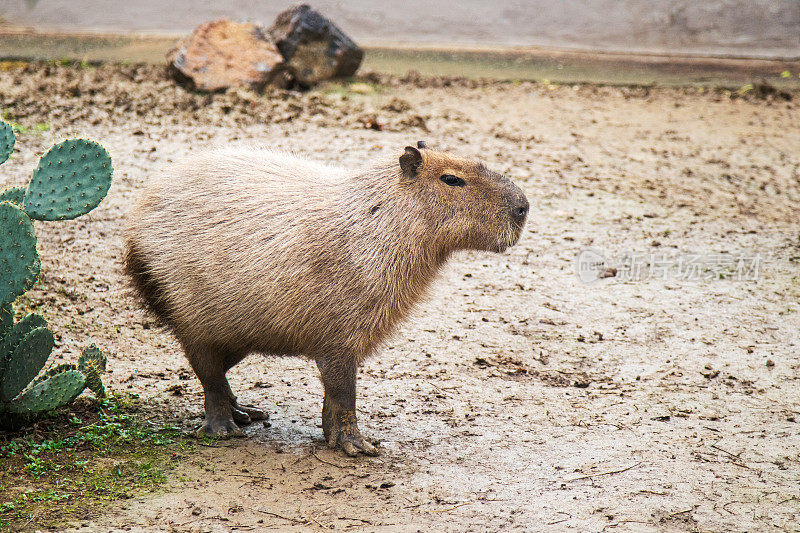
[
  {"left": 194, "top": 416, "right": 243, "bottom": 438},
  {"left": 232, "top": 401, "right": 269, "bottom": 424},
  {"left": 325, "top": 410, "right": 379, "bottom": 457}
]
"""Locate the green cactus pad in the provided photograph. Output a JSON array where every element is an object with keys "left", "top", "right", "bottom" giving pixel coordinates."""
[
  {"left": 0, "top": 186, "right": 25, "bottom": 206},
  {"left": 0, "top": 326, "right": 54, "bottom": 401},
  {"left": 0, "top": 202, "right": 40, "bottom": 305},
  {"left": 28, "top": 362, "right": 78, "bottom": 389},
  {"left": 0, "top": 303, "right": 12, "bottom": 342},
  {"left": 78, "top": 344, "right": 106, "bottom": 397},
  {"left": 6, "top": 369, "right": 85, "bottom": 414},
  {"left": 0, "top": 120, "right": 14, "bottom": 166},
  {"left": 24, "top": 139, "right": 113, "bottom": 221},
  {"left": 0, "top": 313, "right": 47, "bottom": 379}
]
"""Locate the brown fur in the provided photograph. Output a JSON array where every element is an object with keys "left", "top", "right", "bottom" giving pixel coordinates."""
[{"left": 123, "top": 144, "right": 528, "bottom": 455}]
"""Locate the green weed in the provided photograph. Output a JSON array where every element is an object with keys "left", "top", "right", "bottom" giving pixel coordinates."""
[{"left": 0, "top": 394, "right": 192, "bottom": 531}]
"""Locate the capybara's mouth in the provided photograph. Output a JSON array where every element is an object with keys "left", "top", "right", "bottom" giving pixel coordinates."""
[
  {"left": 509, "top": 220, "right": 525, "bottom": 246},
  {"left": 494, "top": 223, "right": 524, "bottom": 253}
]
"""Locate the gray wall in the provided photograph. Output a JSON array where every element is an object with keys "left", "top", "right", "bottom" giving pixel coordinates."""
[{"left": 2, "top": 0, "right": 798, "bottom": 58}]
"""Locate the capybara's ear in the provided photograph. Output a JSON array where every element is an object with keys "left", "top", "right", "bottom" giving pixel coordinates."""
[
  {"left": 416, "top": 140, "right": 427, "bottom": 149},
  {"left": 399, "top": 146, "right": 423, "bottom": 177}
]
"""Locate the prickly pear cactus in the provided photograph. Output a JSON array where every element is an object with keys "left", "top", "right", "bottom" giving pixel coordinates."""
[
  {"left": 0, "top": 202, "right": 40, "bottom": 307},
  {"left": 24, "top": 139, "right": 113, "bottom": 221},
  {"left": 6, "top": 369, "right": 86, "bottom": 414},
  {"left": 0, "top": 120, "right": 113, "bottom": 427},
  {"left": 0, "top": 120, "right": 14, "bottom": 165},
  {"left": 79, "top": 344, "right": 107, "bottom": 398},
  {"left": 0, "top": 313, "right": 47, "bottom": 376},
  {"left": 0, "top": 326, "right": 54, "bottom": 402},
  {"left": 0, "top": 186, "right": 25, "bottom": 206},
  {"left": 0, "top": 309, "right": 107, "bottom": 426}
]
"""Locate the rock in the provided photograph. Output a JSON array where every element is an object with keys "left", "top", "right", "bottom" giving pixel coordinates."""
[
  {"left": 167, "top": 18, "right": 289, "bottom": 92},
  {"left": 357, "top": 114, "right": 384, "bottom": 131},
  {"left": 269, "top": 4, "right": 363, "bottom": 87}
]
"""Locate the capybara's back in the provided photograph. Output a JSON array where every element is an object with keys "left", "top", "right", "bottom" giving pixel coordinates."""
[
  {"left": 126, "top": 149, "right": 366, "bottom": 356},
  {"left": 124, "top": 142, "right": 528, "bottom": 455}
]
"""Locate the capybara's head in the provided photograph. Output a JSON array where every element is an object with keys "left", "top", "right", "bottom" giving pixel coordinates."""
[{"left": 399, "top": 141, "right": 528, "bottom": 253}]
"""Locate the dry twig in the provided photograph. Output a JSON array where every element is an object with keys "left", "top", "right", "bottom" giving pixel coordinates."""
[
  {"left": 665, "top": 508, "right": 693, "bottom": 519},
  {"left": 339, "top": 516, "right": 374, "bottom": 525},
  {"left": 254, "top": 509, "right": 308, "bottom": 525},
  {"left": 566, "top": 462, "right": 642, "bottom": 482},
  {"left": 429, "top": 502, "right": 472, "bottom": 513}
]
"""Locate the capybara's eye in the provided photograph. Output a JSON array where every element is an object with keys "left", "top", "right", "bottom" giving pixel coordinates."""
[{"left": 440, "top": 174, "right": 466, "bottom": 187}]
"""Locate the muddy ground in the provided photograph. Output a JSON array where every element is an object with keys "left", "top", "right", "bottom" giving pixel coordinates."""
[{"left": 0, "top": 64, "right": 799, "bottom": 531}]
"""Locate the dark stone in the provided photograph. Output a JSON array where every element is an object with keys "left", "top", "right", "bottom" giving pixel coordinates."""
[{"left": 269, "top": 4, "right": 363, "bottom": 86}]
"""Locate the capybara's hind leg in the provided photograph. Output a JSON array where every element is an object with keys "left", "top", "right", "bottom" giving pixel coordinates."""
[
  {"left": 229, "top": 392, "right": 269, "bottom": 424},
  {"left": 222, "top": 353, "right": 269, "bottom": 425},
  {"left": 316, "top": 354, "right": 379, "bottom": 457},
  {"left": 185, "top": 344, "right": 243, "bottom": 438}
]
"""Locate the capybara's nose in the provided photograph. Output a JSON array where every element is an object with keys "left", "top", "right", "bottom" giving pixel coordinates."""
[{"left": 511, "top": 197, "right": 529, "bottom": 222}]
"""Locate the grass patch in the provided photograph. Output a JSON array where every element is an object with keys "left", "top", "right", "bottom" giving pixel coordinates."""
[
  {"left": 0, "top": 110, "right": 51, "bottom": 137},
  {"left": 0, "top": 394, "right": 194, "bottom": 532}
]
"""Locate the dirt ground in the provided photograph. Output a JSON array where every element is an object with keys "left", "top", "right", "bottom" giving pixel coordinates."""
[{"left": 1, "top": 64, "right": 799, "bottom": 532}]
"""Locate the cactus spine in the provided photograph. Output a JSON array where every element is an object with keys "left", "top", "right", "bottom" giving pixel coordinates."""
[{"left": 0, "top": 186, "right": 25, "bottom": 206}]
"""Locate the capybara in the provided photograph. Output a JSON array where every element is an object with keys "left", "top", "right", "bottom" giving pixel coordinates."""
[{"left": 124, "top": 141, "right": 528, "bottom": 456}]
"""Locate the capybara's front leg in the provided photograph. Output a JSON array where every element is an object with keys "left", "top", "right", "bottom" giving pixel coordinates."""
[{"left": 317, "top": 356, "right": 379, "bottom": 457}]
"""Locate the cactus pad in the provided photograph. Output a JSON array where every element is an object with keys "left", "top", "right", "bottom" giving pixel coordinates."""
[
  {"left": 6, "top": 369, "right": 85, "bottom": 414},
  {"left": 28, "top": 362, "right": 78, "bottom": 389},
  {"left": 0, "top": 313, "right": 47, "bottom": 378},
  {"left": 78, "top": 344, "right": 106, "bottom": 397},
  {"left": 0, "top": 202, "right": 40, "bottom": 306},
  {"left": 24, "top": 139, "right": 113, "bottom": 221},
  {"left": 0, "top": 187, "right": 25, "bottom": 206},
  {"left": 0, "top": 120, "right": 14, "bottom": 165},
  {"left": 0, "top": 326, "right": 54, "bottom": 401}
]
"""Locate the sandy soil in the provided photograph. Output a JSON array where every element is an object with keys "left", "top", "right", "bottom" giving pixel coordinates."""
[{"left": 0, "top": 64, "right": 799, "bottom": 532}]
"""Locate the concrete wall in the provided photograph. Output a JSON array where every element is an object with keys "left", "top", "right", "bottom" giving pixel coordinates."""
[{"left": 2, "top": 0, "right": 798, "bottom": 58}]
